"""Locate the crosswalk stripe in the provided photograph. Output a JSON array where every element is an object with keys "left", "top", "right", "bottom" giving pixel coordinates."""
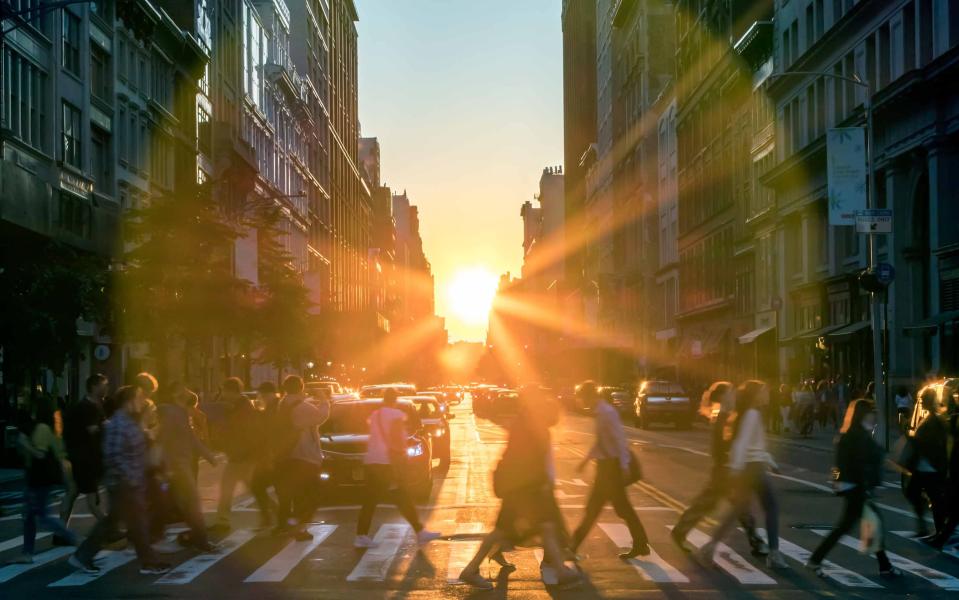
[
  {"left": 446, "top": 522, "right": 484, "bottom": 583},
  {"left": 812, "top": 530, "right": 959, "bottom": 591},
  {"left": 154, "top": 529, "right": 255, "bottom": 585},
  {"left": 891, "top": 530, "right": 959, "bottom": 561},
  {"left": 755, "top": 528, "right": 881, "bottom": 588},
  {"left": 0, "top": 532, "right": 50, "bottom": 553},
  {"left": 0, "top": 546, "right": 73, "bottom": 583},
  {"left": 598, "top": 523, "right": 688, "bottom": 583},
  {"left": 244, "top": 524, "right": 337, "bottom": 583},
  {"left": 346, "top": 524, "right": 411, "bottom": 582},
  {"left": 48, "top": 549, "right": 136, "bottom": 587},
  {"left": 675, "top": 527, "right": 776, "bottom": 585}
]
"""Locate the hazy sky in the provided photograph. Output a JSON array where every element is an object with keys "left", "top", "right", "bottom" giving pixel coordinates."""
[{"left": 355, "top": 0, "right": 563, "bottom": 342}]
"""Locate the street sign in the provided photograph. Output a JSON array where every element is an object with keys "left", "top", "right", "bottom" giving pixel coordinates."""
[
  {"left": 876, "top": 262, "right": 896, "bottom": 285},
  {"left": 93, "top": 344, "right": 111, "bottom": 361},
  {"left": 855, "top": 209, "right": 892, "bottom": 233}
]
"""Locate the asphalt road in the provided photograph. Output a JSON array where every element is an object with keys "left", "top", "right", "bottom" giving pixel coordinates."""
[{"left": 0, "top": 396, "right": 956, "bottom": 599}]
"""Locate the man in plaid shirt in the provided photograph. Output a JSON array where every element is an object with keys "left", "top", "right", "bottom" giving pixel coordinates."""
[{"left": 71, "top": 385, "right": 170, "bottom": 575}]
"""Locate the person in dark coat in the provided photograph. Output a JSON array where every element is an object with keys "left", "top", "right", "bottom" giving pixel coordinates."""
[
  {"left": 906, "top": 388, "right": 949, "bottom": 538},
  {"left": 928, "top": 390, "right": 959, "bottom": 550},
  {"left": 806, "top": 399, "right": 901, "bottom": 577}
]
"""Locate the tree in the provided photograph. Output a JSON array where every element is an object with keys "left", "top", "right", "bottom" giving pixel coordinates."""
[{"left": 248, "top": 203, "right": 314, "bottom": 376}]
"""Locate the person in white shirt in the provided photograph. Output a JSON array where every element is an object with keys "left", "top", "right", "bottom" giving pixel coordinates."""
[
  {"left": 569, "top": 381, "right": 649, "bottom": 559},
  {"left": 697, "top": 380, "right": 788, "bottom": 570},
  {"left": 894, "top": 386, "right": 913, "bottom": 432},
  {"left": 354, "top": 389, "right": 440, "bottom": 549}
]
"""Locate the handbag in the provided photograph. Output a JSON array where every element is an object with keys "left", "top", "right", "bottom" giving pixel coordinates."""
[
  {"left": 623, "top": 449, "right": 643, "bottom": 486},
  {"left": 27, "top": 447, "right": 63, "bottom": 487},
  {"left": 859, "top": 503, "right": 882, "bottom": 554}
]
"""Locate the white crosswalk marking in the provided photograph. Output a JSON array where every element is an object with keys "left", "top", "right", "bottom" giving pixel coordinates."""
[
  {"left": 155, "top": 529, "right": 255, "bottom": 585},
  {"left": 812, "top": 530, "right": 959, "bottom": 591},
  {"left": 674, "top": 527, "right": 776, "bottom": 585},
  {"left": 0, "top": 532, "right": 50, "bottom": 553},
  {"left": 49, "top": 549, "right": 136, "bottom": 587},
  {"left": 891, "top": 530, "right": 959, "bottom": 561},
  {"left": 598, "top": 523, "right": 688, "bottom": 583},
  {"left": 346, "top": 524, "right": 411, "bottom": 582},
  {"left": 0, "top": 547, "right": 73, "bottom": 583},
  {"left": 446, "top": 522, "right": 484, "bottom": 583},
  {"left": 755, "top": 528, "right": 881, "bottom": 588},
  {"left": 244, "top": 524, "right": 337, "bottom": 583}
]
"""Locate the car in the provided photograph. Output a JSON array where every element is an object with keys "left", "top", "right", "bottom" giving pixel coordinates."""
[
  {"left": 406, "top": 396, "right": 454, "bottom": 466},
  {"left": 318, "top": 398, "right": 433, "bottom": 501},
  {"left": 605, "top": 388, "right": 634, "bottom": 416},
  {"left": 359, "top": 383, "right": 416, "bottom": 398},
  {"left": 306, "top": 379, "right": 345, "bottom": 397},
  {"left": 633, "top": 380, "right": 693, "bottom": 429},
  {"left": 418, "top": 390, "right": 450, "bottom": 412},
  {"left": 905, "top": 378, "right": 959, "bottom": 435}
]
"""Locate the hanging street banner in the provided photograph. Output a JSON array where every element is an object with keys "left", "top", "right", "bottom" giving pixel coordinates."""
[{"left": 826, "top": 127, "right": 867, "bottom": 226}]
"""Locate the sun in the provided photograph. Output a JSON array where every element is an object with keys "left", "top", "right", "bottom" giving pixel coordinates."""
[{"left": 446, "top": 267, "right": 499, "bottom": 326}]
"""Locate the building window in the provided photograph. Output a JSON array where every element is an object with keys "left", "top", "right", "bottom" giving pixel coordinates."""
[
  {"left": 3, "top": 49, "right": 47, "bottom": 151},
  {"left": 62, "top": 102, "right": 82, "bottom": 168},
  {"left": 197, "top": 104, "right": 212, "bottom": 154},
  {"left": 91, "top": 126, "right": 111, "bottom": 194},
  {"left": 62, "top": 12, "right": 81, "bottom": 75},
  {"left": 58, "top": 193, "right": 91, "bottom": 238},
  {"left": 91, "top": 44, "right": 110, "bottom": 100}
]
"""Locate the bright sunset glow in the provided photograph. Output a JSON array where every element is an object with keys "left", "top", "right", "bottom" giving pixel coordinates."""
[{"left": 446, "top": 267, "right": 499, "bottom": 327}]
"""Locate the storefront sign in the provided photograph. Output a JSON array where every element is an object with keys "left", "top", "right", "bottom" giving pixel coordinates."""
[
  {"left": 59, "top": 170, "right": 93, "bottom": 199},
  {"left": 827, "top": 128, "right": 867, "bottom": 226}
]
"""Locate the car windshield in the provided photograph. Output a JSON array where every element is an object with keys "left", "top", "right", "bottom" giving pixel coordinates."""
[
  {"left": 360, "top": 385, "right": 415, "bottom": 398},
  {"left": 323, "top": 402, "right": 420, "bottom": 434},
  {"left": 412, "top": 399, "right": 440, "bottom": 417},
  {"left": 645, "top": 382, "right": 685, "bottom": 395}
]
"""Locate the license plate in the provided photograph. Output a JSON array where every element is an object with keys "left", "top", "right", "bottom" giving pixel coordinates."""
[{"left": 352, "top": 467, "right": 365, "bottom": 481}]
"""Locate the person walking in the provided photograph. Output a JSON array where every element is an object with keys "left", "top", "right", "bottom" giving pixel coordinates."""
[
  {"left": 806, "top": 399, "right": 902, "bottom": 577},
  {"left": 458, "top": 390, "right": 579, "bottom": 590},
  {"left": 211, "top": 377, "right": 267, "bottom": 534},
  {"left": 14, "top": 396, "right": 78, "bottom": 564},
  {"left": 273, "top": 375, "right": 331, "bottom": 539},
  {"left": 158, "top": 383, "right": 219, "bottom": 551},
  {"left": 58, "top": 374, "right": 108, "bottom": 540},
  {"left": 894, "top": 386, "right": 914, "bottom": 433},
  {"left": 906, "top": 388, "right": 948, "bottom": 538},
  {"left": 778, "top": 383, "right": 793, "bottom": 434},
  {"left": 672, "top": 382, "right": 766, "bottom": 556},
  {"left": 354, "top": 388, "right": 440, "bottom": 549},
  {"left": 250, "top": 381, "right": 280, "bottom": 530},
  {"left": 71, "top": 385, "right": 171, "bottom": 575},
  {"left": 697, "top": 380, "right": 788, "bottom": 569},
  {"left": 928, "top": 391, "right": 959, "bottom": 549},
  {"left": 569, "top": 380, "right": 649, "bottom": 560},
  {"left": 185, "top": 392, "right": 209, "bottom": 481}
]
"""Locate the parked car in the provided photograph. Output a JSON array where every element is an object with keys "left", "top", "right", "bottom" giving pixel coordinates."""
[
  {"left": 598, "top": 386, "right": 631, "bottom": 416},
  {"left": 417, "top": 391, "right": 450, "bottom": 414},
  {"left": 359, "top": 383, "right": 416, "bottom": 398},
  {"left": 307, "top": 379, "right": 345, "bottom": 396},
  {"left": 406, "top": 396, "right": 454, "bottom": 466},
  {"left": 633, "top": 380, "right": 693, "bottom": 429},
  {"left": 318, "top": 398, "right": 433, "bottom": 501}
]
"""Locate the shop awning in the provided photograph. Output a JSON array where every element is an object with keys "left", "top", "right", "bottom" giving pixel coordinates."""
[
  {"left": 827, "top": 320, "right": 871, "bottom": 340},
  {"left": 797, "top": 324, "right": 844, "bottom": 340},
  {"left": 903, "top": 310, "right": 959, "bottom": 336},
  {"left": 738, "top": 324, "right": 776, "bottom": 345}
]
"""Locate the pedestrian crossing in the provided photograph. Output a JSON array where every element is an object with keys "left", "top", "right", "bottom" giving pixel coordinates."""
[{"left": 2, "top": 516, "right": 958, "bottom": 593}]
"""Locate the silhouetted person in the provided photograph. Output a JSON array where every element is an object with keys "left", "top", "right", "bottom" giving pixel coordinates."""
[
  {"left": 59, "top": 373, "right": 109, "bottom": 538},
  {"left": 906, "top": 388, "right": 948, "bottom": 538}
]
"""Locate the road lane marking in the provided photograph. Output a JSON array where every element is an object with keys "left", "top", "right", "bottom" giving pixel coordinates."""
[
  {"left": 0, "top": 532, "right": 50, "bottom": 553},
  {"left": 155, "top": 529, "right": 254, "bottom": 585},
  {"left": 754, "top": 528, "right": 880, "bottom": 588},
  {"left": 891, "top": 530, "right": 959, "bottom": 560},
  {"left": 244, "top": 524, "right": 336, "bottom": 583},
  {"left": 446, "top": 522, "right": 484, "bottom": 583},
  {"left": 49, "top": 549, "right": 136, "bottom": 586},
  {"left": 812, "top": 530, "right": 959, "bottom": 590},
  {"left": 0, "top": 546, "right": 73, "bottom": 583},
  {"left": 346, "top": 524, "right": 411, "bottom": 582},
  {"left": 598, "top": 522, "right": 688, "bottom": 583},
  {"left": 671, "top": 527, "right": 775, "bottom": 585}
]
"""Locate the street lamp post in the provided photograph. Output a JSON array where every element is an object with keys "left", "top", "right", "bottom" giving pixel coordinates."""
[{"left": 770, "top": 70, "right": 888, "bottom": 446}]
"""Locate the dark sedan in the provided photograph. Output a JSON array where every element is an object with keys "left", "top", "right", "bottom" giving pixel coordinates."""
[
  {"left": 633, "top": 380, "right": 693, "bottom": 429},
  {"left": 318, "top": 399, "right": 433, "bottom": 501},
  {"left": 407, "top": 396, "right": 454, "bottom": 467}
]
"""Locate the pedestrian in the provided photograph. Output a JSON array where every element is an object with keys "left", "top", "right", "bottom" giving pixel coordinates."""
[
  {"left": 14, "top": 395, "right": 78, "bottom": 564},
  {"left": 158, "top": 382, "right": 219, "bottom": 551},
  {"left": 928, "top": 389, "right": 959, "bottom": 550},
  {"left": 250, "top": 381, "right": 279, "bottom": 530},
  {"left": 567, "top": 380, "right": 649, "bottom": 560},
  {"left": 697, "top": 380, "right": 788, "bottom": 569},
  {"left": 273, "top": 375, "right": 331, "bottom": 539},
  {"left": 133, "top": 372, "right": 166, "bottom": 541},
  {"left": 778, "top": 383, "right": 793, "bottom": 434},
  {"left": 354, "top": 388, "right": 440, "bottom": 548},
  {"left": 895, "top": 386, "right": 914, "bottom": 432},
  {"left": 768, "top": 382, "right": 782, "bottom": 434},
  {"left": 806, "top": 399, "right": 902, "bottom": 577},
  {"left": 184, "top": 392, "right": 209, "bottom": 481},
  {"left": 59, "top": 373, "right": 108, "bottom": 539},
  {"left": 71, "top": 385, "right": 171, "bottom": 575},
  {"left": 672, "top": 382, "right": 766, "bottom": 556},
  {"left": 211, "top": 377, "right": 269, "bottom": 534},
  {"left": 458, "top": 389, "right": 579, "bottom": 590},
  {"left": 905, "top": 388, "right": 948, "bottom": 538},
  {"left": 796, "top": 382, "right": 816, "bottom": 437}
]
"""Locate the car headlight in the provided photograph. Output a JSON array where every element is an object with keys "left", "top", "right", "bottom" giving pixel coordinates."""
[
  {"left": 319, "top": 472, "right": 331, "bottom": 481},
  {"left": 407, "top": 443, "right": 425, "bottom": 458},
  {"left": 433, "top": 428, "right": 445, "bottom": 437}
]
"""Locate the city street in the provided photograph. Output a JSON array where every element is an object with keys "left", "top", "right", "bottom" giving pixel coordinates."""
[{"left": 0, "top": 395, "right": 955, "bottom": 599}]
